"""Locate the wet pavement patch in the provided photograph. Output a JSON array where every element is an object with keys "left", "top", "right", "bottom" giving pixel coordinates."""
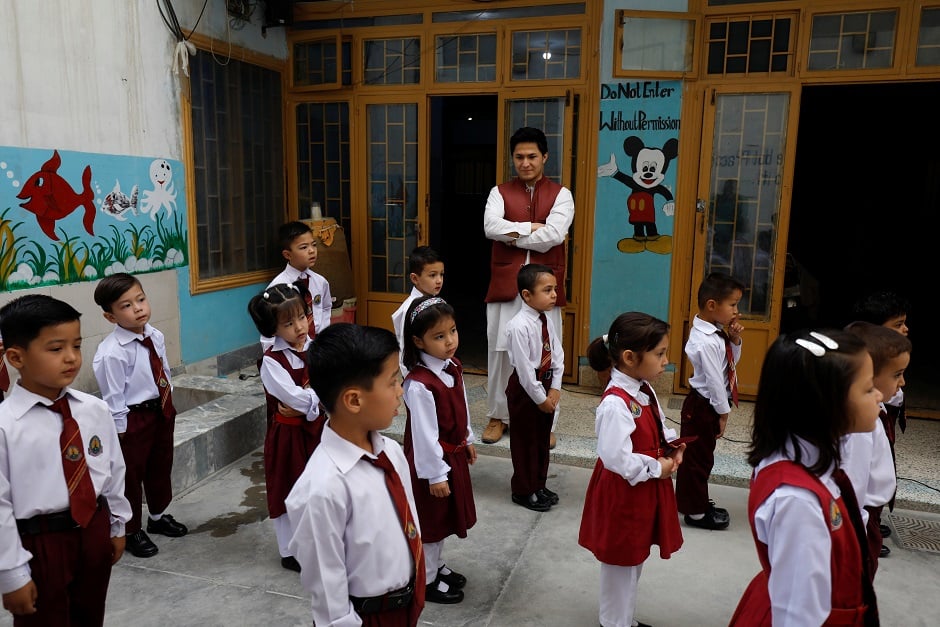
[{"left": 190, "top": 452, "right": 268, "bottom": 538}]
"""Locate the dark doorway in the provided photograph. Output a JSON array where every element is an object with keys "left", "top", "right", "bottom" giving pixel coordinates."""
[
  {"left": 429, "top": 95, "right": 498, "bottom": 373},
  {"left": 787, "top": 81, "right": 940, "bottom": 415}
]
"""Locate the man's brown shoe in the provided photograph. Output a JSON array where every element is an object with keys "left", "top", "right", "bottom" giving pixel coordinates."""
[
  {"left": 549, "top": 432, "right": 557, "bottom": 449},
  {"left": 482, "top": 418, "right": 507, "bottom": 443}
]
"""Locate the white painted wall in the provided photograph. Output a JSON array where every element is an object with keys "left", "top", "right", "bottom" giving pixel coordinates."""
[{"left": 0, "top": 0, "right": 286, "bottom": 393}]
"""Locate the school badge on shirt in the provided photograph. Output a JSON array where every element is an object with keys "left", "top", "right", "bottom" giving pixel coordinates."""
[
  {"left": 407, "top": 521, "right": 417, "bottom": 539},
  {"left": 88, "top": 435, "right": 103, "bottom": 457},
  {"left": 629, "top": 399, "right": 642, "bottom": 418},
  {"left": 313, "top": 294, "right": 322, "bottom": 305},
  {"left": 829, "top": 499, "right": 843, "bottom": 530}
]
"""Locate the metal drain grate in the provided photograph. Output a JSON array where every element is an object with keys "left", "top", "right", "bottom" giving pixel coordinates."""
[
  {"left": 888, "top": 513, "right": 940, "bottom": 554},
  {"left": 667, "top": 397, "right": 684, "bottom": 410}
]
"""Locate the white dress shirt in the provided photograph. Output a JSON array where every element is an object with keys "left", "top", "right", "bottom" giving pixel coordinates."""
[
  {"left": 483, "top": 181, "right": 573, "bottom": 352},
  {"left": 505, "top": 302, "right": 564, "bottom": 407},
  {"left": 840, "top": 405, "right": 897, "bottom": 525},
  {"left": 402, "top": 353, "right": 475, "bottom": 485},
  {"left": 92, "top": 323, "right": 172, "bottom": 434},
  {"left": 685, "top": 314, "right": 741, "bottom": 416},
  {"left": 263, "top": 265, "right": 333, "bottom": 350},
  {"left": 286, "top": 426, "right": 420, "bottom": 627},
  {"left": 392, "top": 286, "right": 423, "bottom": 377},
  {"left": 752, "top": 439, "right": 842, "bottom": 627},
  {"left": 259, "top": 336, "right": 320, "bottom": 419},
  {"left": 595, "top": 368, "right": 678, "bottom": 485},
  {"left": 0, "top": 384, "right": 131, "bottom": 594}
]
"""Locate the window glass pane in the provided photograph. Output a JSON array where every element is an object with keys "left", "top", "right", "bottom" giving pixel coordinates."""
[
  {"left": 293, "top": 39, "right": 340, "bottom": 86},
  {"left": 916, "top": 7, "right": 940, "bottom": 66},
  {"left": 808, "top": 11, "right": 897, "bottom": 71},
  {"left": 619, "top": 16, "right": 694, "bottom": 73},
  {"left": 706, "top": 16, "right": 792, "bottom": 76},
  {"left": 364, "top": 38, "right": 420, "bottom": 85},
  {"left": 433, "top": 3, "right": 584, "bottom": 23},
  {"left": 190, "top": 53, "right": 283, "bottom": 279},
  {"left": 295, "top": 102, "right": 351, "bottom": 249},
  {"left": 511, "top": 29, "right": 581, "bottom": 80},
  {"left": 705, "top": 93, "right": 789, "bottom": 318},
  {"left": 435, "top": 33, "right": 497, "bottom": 82},
  {"left": 367, "top": 104, "right": 418, "bottom": 293}
]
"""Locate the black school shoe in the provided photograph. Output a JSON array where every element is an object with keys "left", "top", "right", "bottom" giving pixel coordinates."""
[
  {"left": 426, "top": 577, "right": 464, "bottom": 604},
  {"left": 879, "top": 544, "right": 891, "bottom": 558},
  {"left": 538, "top": 487, "right": 560, "bottom": 506},
  {"left": 126, "top": 530, "right": 159, "bottom": 558},
  {"left": 684, "top": 506, "right": 730, "bottom": 531},
  {"left": 437, "top": 565, "right": 466, "bottom": 589},
  {"left": 880, "top": 523, "right": 892, "bottom": 538},
  {"left": 147, "top": 514, "right": 188, "bottom": 538},
  {"left": 281, "top": 556, "right": 302, "bottom": 572},
  {"left": 512, "top": 492, "right": 552, "bottom": 512},
  {"left": 708, "top": 500, "right": 730, "bottom": 523}
]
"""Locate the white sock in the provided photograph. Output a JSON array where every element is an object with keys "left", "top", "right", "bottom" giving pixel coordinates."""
[
  {"left": 688, "top": 512, "right": 705, "bottom": 520},
  {"left": 149, "top": 512, "right": 164, "bottom": 521},
  {"left": 439, "top": 565, "right": 453, "bottom": 576}
]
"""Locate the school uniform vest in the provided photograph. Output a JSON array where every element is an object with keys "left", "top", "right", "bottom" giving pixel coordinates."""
[
  {"left": 729, "top": 461, "right": 869, "bottom": 626},
  {"left": 578, "top": 386, "right": 683, "bottom": 566},
  {"left": 403, "top": 358, "right": 477, "bottom": 543},
  {"left": 484, "top": 177, "right": 567, "bottom": 306},
  {"left": 261, "top": 347, "right": 325, "bottom": 519}
]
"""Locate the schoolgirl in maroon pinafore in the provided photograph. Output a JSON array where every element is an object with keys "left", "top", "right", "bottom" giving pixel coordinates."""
[
  {"left": 248, "top": 283, "right": 325, "bottom": 571},
  {"left": 578, "top": 312, "right": 686, "bottom": 627},
  {"left": 730, "top": 329, "right": 880, "bottom": 627},
  {"left": 401, "top": 296, "right": 477, "bottom": 603}
]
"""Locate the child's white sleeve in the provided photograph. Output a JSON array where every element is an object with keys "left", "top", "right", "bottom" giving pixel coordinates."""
[
  {"left": 403, "top": 379, "right": 449, "bottom": 484},
  {"left": 260, "top": 355, "right": 320, "bottom": 419}
]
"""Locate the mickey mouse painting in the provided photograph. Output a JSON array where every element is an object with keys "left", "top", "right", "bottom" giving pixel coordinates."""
[{"left": 598, "top": 136, "right": 678, "bottom": 254}]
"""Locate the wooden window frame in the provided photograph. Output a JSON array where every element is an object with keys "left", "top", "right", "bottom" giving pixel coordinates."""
[
  {"left": 289, "top": 33, "right": 345, "bottom": 92},
  {"left": 906, "top": 1, "right": 940, "bottom": 74},
  {"left": 614, "top": 10, "right": 701, "bottom": 79},
  {"left": 505, "top": 19, "right": 588, "bottom": 86},
  {"left": 182, "top": 34, "right": 289, "bottom": 294}
]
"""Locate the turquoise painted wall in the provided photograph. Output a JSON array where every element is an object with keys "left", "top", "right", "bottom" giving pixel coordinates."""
[
  {"left": 590, "top": 1, "right": 689, "bottom": 340},
  {"left": 176, "top": 267, "right": 267, "bottom": 364}
]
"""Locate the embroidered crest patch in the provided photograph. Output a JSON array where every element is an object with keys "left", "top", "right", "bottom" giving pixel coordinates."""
[
  {"left": 629, "top": 399, "right": 642, "bottom": 418},
  {"left": 64, "top": 445, "right": 83, "bottom": 462},
  {"left": 829, "top": 499, "right": 843, "bottom": 530},
  {"left": 88, "top": 435, "right": 103, "bottom": 457},
  {"left": 406, "top": 521, "right": 417, "bottom": 539},
  {"left": 313, "top": 294, "right": 322, "bottom": 305},
  {"left": 543, "top": 341, "right": 551, "bottom": 352}
]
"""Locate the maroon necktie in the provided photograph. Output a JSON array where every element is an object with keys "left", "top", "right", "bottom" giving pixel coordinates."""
[
  {"left": 138, "top": 336, "right": 177, "bottom": 420},
  {"left": 831, "top": 468, "right": 879, "bottom": 625},
  {"left": 51, "top": 397, "right": 98, "bottom": 527},
  {"left": 639, "top": 382, "right": 669, "bottom": 449},
  {"left": 290, "top": 349, "right": 310, "bottom": 388},
  {"left": 0, "top": 358, "right": 9, "bottom": 395},
  {"left": 366, "top": 451, "right": 426, "bottom": 615},
  {"left": 718, "top": 330, "right": 739, "bottom": 407},
  {"left": 537, "top": 313, "right": 551, "bottom": 384}
]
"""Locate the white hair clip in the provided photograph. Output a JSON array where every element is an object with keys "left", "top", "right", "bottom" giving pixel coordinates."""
[
  {"left": 262, "top": 291, "right": 270, "bottom": 300},
  {"left": 796, "top": 332, "right": 838, "bottom": 357},
  {"left": 809, "top": 331, "right": 839, "bottom": 350},
  {"left": 795, "top": 339, "right": 825, "bottom": 357},
  {"left": 602, "top": 333, "right": 609, "bottom": 347},
  {"left": 289, "top": 282, "right": 300, "bottom": 292}
]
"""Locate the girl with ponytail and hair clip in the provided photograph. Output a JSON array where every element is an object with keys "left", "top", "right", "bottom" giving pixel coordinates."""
[
  {"left": 247, "top": 283, "right": 325, "bottom": 573},
  {"left": 578, "top": 312, "right": 687, "bottom": 627},
  {"left": 730, "top": 329, "right": 882, "bottom": 627}
]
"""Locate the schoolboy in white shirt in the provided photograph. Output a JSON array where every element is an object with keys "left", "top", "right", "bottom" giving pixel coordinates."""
[
  {"left": 391, "top": 246, "right": 445, "bottom": 377},
  {"left": 0, "top": 294, "right": 131, "bottom": 625}
]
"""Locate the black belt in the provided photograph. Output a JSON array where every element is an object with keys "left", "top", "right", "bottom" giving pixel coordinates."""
[
  {"left": 128, "top": 398, "right": 161, "bottom": 411},
  {"left": 350, "top": 579, "right": 414, "bottom": 615},
  {"left": 16, "top": 498, "right": 104, "bottom": 535}
]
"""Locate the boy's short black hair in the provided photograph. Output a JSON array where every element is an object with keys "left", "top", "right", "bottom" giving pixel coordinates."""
[
  {"left": 306, "top": 323, "right": 399, "bottom": 414},
  {"left": 517, "top": 263, "right": 553, "bottom": 295},
  {"left": 851, "top": 290, "right": 910, "bottom": 325},
  {"left": 279, "top": 221, "right": 314, "bottom": 250},
  {"left": 510, "top": 127, "right": 548, "bottom": 155},
  {"left": 0, "top": 294, "right": 82, "bottom": 349},
  {"left": 697, "top": 272, "right": 746, "bottom": 309},
  {"left": 845, "top": 320, "right": 912, "bottom": 374},
  {"left": 93, "top": 272, "right": 143, "bottom": 312},
  {"left": 408, "top": 246, "right": 442, "bottom": 276}
]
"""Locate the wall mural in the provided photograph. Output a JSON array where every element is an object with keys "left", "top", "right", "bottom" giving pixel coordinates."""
[
  {"left": 597, "top": 81, "right": 681, "bottom": 255},
  {"left": 0, "top": 146, "right": 187, "bottom": 291}
]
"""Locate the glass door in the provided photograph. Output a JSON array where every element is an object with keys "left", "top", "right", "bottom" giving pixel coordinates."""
[
  {"left": 359, "top": 96, "right": 426, "bottom": 329},
  {"left": 682, "top": 85, "right": 801, "bottom": 396}
]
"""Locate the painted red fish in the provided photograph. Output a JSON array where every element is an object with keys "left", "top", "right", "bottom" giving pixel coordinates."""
[{"left": 16, "top": 150, "right": 95, "bottom": 240}]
